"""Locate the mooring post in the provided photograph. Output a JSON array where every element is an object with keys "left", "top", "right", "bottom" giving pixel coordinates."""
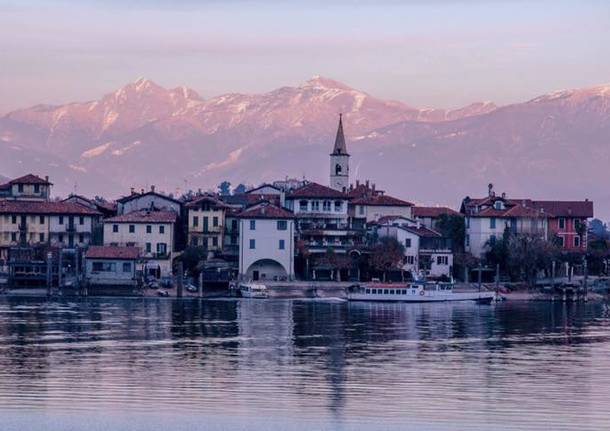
[
  {"left": 199, "top": 271, "right": 204, "bottom": 298},
  {"left": 464, "top": 266, "right": 469, "bottom": 287},
  {"left": 551, "top": 260, "right": 556, "bottom": 301},
  {"left": 46, "top": 252, "right": 53, "bottom": 297},
  {"left": 583, "top": 255, "right": 588, "bottom": 302},
  {"left": 176, "top": 261, "right": 183, "bottom": 298},
  {"left": 477, "top": 265, "right": 482, "bottom": 292}
]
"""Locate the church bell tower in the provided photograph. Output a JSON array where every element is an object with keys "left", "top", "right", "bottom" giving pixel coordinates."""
[{"left": 329, "top": 114, "right": 350, "bottom": 191}]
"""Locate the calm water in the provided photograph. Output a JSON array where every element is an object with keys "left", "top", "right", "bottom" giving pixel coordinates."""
[{"left": 1, "top": 297, "right": 610, "bottom": 431}]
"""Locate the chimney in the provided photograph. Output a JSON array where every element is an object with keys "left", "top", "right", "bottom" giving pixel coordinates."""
[
  {"left": 488, "top": 183, "right": 494, "bottom": 197},
  {"left": 372, "top": 183, "right": 376, "bottom": 192},
  {"left": 151, "top": 185, "right": 155, "bottom": 193},
  {"left": 365, "top": 180, "right": 370, "bottom": 188},
  {"left": 501, "top": 192, "right": 506, "bottom": 199},
  {"left": 141, "top": 188, "right": 144, "bottom": 194},
  {"left": 45, "top": 175, "right": 49, "bottom": 182},
  {"left": 130, "top": 187, "right": 135, "bottom": 195},
  {"left": 356, "top": 180, "right": 360, "bottom": 187}
]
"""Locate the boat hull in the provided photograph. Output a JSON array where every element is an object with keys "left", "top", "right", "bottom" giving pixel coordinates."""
[{"left": 347, "top": 291, "right": 495, "bottom": 303}]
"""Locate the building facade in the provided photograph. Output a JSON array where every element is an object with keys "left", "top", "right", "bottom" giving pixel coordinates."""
[
  {"left": 186, "top": 195, "right": 228, "bottom": 251},
  {"left": 237, "top": 202, "right": 295, "bottom": 281},
  {"left": 85, "top": 246, "right": 139, "bottom": 287}
]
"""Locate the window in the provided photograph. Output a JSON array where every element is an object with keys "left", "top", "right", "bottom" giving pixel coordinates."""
[
  {"left": 146, "top": 225, "right": 152, "bottom": 233},
  {"left": 359, "top": 205, "right": 365, "bottom": 215},
  {"left": 212, "top": 237, "right": 218, "bottom": 247},
  {"left": 489, "top": 235, "right": 496, "bottom": 245},
  {"left": 159, "top": 225, "right": 165, "bottom": 234},
  {"left": 277, "top": 220, "right": 287, "bottom": 231},
  {"left": 405, "top": 238, "right": 412, "bottom": 248},
  {"left": 129, "top": 224, "right": 135, "bottom": 233},
  {"left": 18, "top": 184, "right": 23, "bottom": 193},
  {"left": 574, "top": 236, "right": 581, "bottom": 247},
  {"left": 122, "top": 262, "right": 132, "bottom": 272},
  {"left": 193, "top": 216, "right": 199, "bottom": 227},
  {"left": 59, "top": 215, "right": 64, "bottom": 225},
  {"left": 39, "top": 216, "right": 45, "bottom": 224},
  {"left": 157, "top": 243, "right": 167, "bottom": 255},
  {"left": 34, "top": 184, "right": 40, "bottom": 193},
  {"left": 92, "top": 262, "right": 116, "bottom": 272},
  {"left": 249, "top": 239, "right": 256, "bottom": 249},
  {"left": 494, "top": 201, "right": 503, "bottom": 210},
  {"left": 213, "top": 216, "right": 219, "bottom": 227},
  {"left": 323, "top": 201, "right": 331, "bottom": 212},
  {"left": 465, "top": 235, "right": 470, "bottom": 247},
  {"left": 311, "top": 201, "right": 320, "bottom": 211},
  {"left": 559, "top": 217, "right": 566, "bottom": 229},
  {"left": 334, "top": 200, "right": 343, "bottom": 211},
  {"left": 232, "top": 219, "right": 238, "bottom": 230},
  {"left": 39, "top": 233, "right": 45, "bottom": 242},
  {"left": 299, "top": 200, "right": 308, "bottom": 211},
  {"left": 279, "top": 239, "right": 285, "bottom": 250},
  {"left": 558, "top": 236, "right": 565, "bottom": 247},
  {"left": 58, "top": 234, "right": 64, "bottom": 243},
  {"left": 78, "top": 234, "right": 84, "bottom": 243},
  {"left": 203, "top": 217, "right": 208, "bottom": 232},
  {"left": 11, "top": 232, "right": 17, "bottom": 242},
  {"left": 490, "top": 217, "right": 496, "bottom": 229},
  {"left": 383, "top": 289, "right": 389, "bottom": 294},
  {"left": 437, "top": 256, "right": 449, "bottom": 265},
  {"left": 405, "top": 255, "right": 415, "bottom": 265},
  {"left": 11, "top": 215, "right": 17, "bottom": 224},
  {"left": 250, "top": 220, "right": 256, "bottom": 230},
  {"left": 79, "top": 216, "right": 84, "bottom": 225},
  {"left": 146, "top": 243, "right": 152, "bottom": 253}
]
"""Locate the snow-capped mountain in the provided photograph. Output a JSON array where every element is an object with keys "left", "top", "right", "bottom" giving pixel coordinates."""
[{"left": 1, "top": 77, "right": 609, "bottom": 216}]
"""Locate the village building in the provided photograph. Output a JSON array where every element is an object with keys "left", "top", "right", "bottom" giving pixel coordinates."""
[
  {"left": 533, "top": 200, "right": 593, "bottom": 251},
  {"left": 245, "top": 184, "right": 285, "bottom": 206},
  {"left": 185, "top": 194, "right": 229, "bottom": 251},
  {"left": 102, "top": 210, "right": 177, "bottom": 278},
  {"left": 412, "top": 206, "right": 462, "bottom": 230},
  {"left": 63, "top": 194, "right": 117, "bottom": 218},
  {"left": 348, "top": 180, "right": 414, "bottom": 226},
  {"left": 85, "top": 245, "right": 140, "bottom": 287},
  {"left": 374, "top": 217, "right": 453, "bottom": 279},
  {"left": 0, "top": 174, "right": 52, "bottom": 201},
  {"left": 116, "top": 185, "right": 182, "bottom": 215},
  {"left": 461, "top": 185, "right": 549, "bottom": 259},
  {"left": 0, "top": 200, "right": 101, "bottom": 260},
  {"left": 237, "top": 201, "right": 295, "bottom": 281}
]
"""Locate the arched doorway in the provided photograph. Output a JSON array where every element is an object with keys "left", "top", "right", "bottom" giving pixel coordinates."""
[{"left": 246, "top": 259, "right": 288, "bottom": 281}]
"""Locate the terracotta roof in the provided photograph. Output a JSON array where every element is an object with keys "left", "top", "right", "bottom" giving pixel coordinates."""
[
  {"left": 413, "top": 206, "right": 461, "bottom": 218},
  {"left": 116, "top": 190, "right": 181, "bottom": 205},
  {"left": 185, "top": 194, "right": 229, "bottom": 209},
  {"left": 104, "top": 210, "right": 177, "bottom": 223},
  {"left": 287, "top": 182, "right": 348, "bottom": 199},
  {"left": 246, "top": 184, "right": 282, "bottom": 194},
  {"left": 533, "top": 201, "right": 593, "bottom": 218},
  {"left": 86, "top": 246, "right": 139, "bottom": 260},
  {"left": 7, "top": 174, "right": 52, "bottom": 185},
  {"left": 236, "top": 202, "right": 294, "bottom": 219},
  {"left": 0, "top": 200, "right": 101, "bottom": 215},
  {"left": 402, "top": 226, "right": 442, "bottom": 238},
  {"left": 351, "top": 194, "right": 413, "bottom": 207}
]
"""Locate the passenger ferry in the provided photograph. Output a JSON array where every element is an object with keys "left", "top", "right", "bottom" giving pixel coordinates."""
[
  {"left": 347, "top": 282, "right": 495, "bottom": 303},
  {"left": 239, "top": 282, "right": 269, "bottom": 299}
]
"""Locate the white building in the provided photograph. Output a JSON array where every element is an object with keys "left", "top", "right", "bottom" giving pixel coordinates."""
[
  {"left": 375, "top": 218, "right": 453, "bottom": 279},
  {"left": 237, "top": 202, "right": 295, "bottom": 281},
  {"left": 461, "top": 186, "right": 548, "bottom": 259},
  {"left": 0, "top": 174, "right": 52, "bottom": 201},
  {"left": 103, "top": 210, "right": 177, "bottom": 277},
  {"left": 116, "top": 186, "right": 182, "bottom": 215},
  {"left": 85, "top": 245, "right": 139, "bottom": 287}
]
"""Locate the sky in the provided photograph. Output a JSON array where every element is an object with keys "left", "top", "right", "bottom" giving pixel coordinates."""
[{"left": 1, "top": 0, "right": 610, "bottom": 113}]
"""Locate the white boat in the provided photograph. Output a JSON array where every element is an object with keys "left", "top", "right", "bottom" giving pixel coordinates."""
[
  {"left": 347, "top": 282, "right": 495, "bottom": 303},
  {"left": 239, "top": 282, "right": 268, "bottom": 299}
]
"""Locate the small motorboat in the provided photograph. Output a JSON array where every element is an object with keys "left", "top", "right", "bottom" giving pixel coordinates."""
[{"left": 239, "top": 282, "right": 268, "bottom": 299}]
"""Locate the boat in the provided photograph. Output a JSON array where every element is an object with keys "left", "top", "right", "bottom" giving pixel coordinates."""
[
  {"left": 347, "top": 281, "right": 495, "bottom": 303},
  {"left": 239, "top": 282, "right": 268, "bottom": 299}
]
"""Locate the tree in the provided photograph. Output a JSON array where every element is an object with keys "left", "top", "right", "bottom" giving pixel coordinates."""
[
  {"left": 319, "top": 247, "right": 353, "bottom": 282},
  {"left": 176, "top": 246, "right": 207, "bottom": 276},
  {"left": 436, "top": 214, "right": 466, "bottom": 252},
  {"left": 218, "top": 181, "right": 231, "bottom": 196},
  {"left": 370, "top": 237, "right": 406, "bottom": 282},
  {"left": 506, "top": 234, "right": 557, "bottom": 287},
  {"left": 233, "top": 183, "right": 247, "bottom": 194}
]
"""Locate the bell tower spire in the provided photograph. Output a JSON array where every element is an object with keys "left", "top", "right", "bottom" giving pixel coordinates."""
[{"left": 329, "top": 113, "right": 350, "bottom": 191}]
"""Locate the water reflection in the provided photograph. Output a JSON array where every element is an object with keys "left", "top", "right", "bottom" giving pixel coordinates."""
[{"left": 0, "top": 297, "right": 609, "bottom": 430}]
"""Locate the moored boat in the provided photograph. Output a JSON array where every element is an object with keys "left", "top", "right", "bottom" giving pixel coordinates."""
[
  {"left": 347, "top": 282, "right": 495, "bottom": 303},
  {"left": 239, "top": 282, "right": 268, "bottom": 299}
]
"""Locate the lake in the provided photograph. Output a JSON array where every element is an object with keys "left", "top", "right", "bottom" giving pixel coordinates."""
[{"left": 1, "top": 297, "right": 609, "bottom": 431}]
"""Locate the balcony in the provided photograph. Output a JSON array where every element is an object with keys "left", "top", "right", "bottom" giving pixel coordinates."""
[{"left": 66, "top": 224, "right": 76, "bottom": 232}]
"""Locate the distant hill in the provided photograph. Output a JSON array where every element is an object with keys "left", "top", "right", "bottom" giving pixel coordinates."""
[{"left": 1, "top": 76, "right": 608, "bottom": 217}]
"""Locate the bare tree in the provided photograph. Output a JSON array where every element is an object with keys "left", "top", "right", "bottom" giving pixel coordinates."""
[{"left": 370, "top": 237, "right": 406, "bottom": 282}]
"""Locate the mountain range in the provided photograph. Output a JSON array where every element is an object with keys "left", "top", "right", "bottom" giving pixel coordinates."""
[{"left": 1, "top": 76, "right": 609, "bottom": 217}]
